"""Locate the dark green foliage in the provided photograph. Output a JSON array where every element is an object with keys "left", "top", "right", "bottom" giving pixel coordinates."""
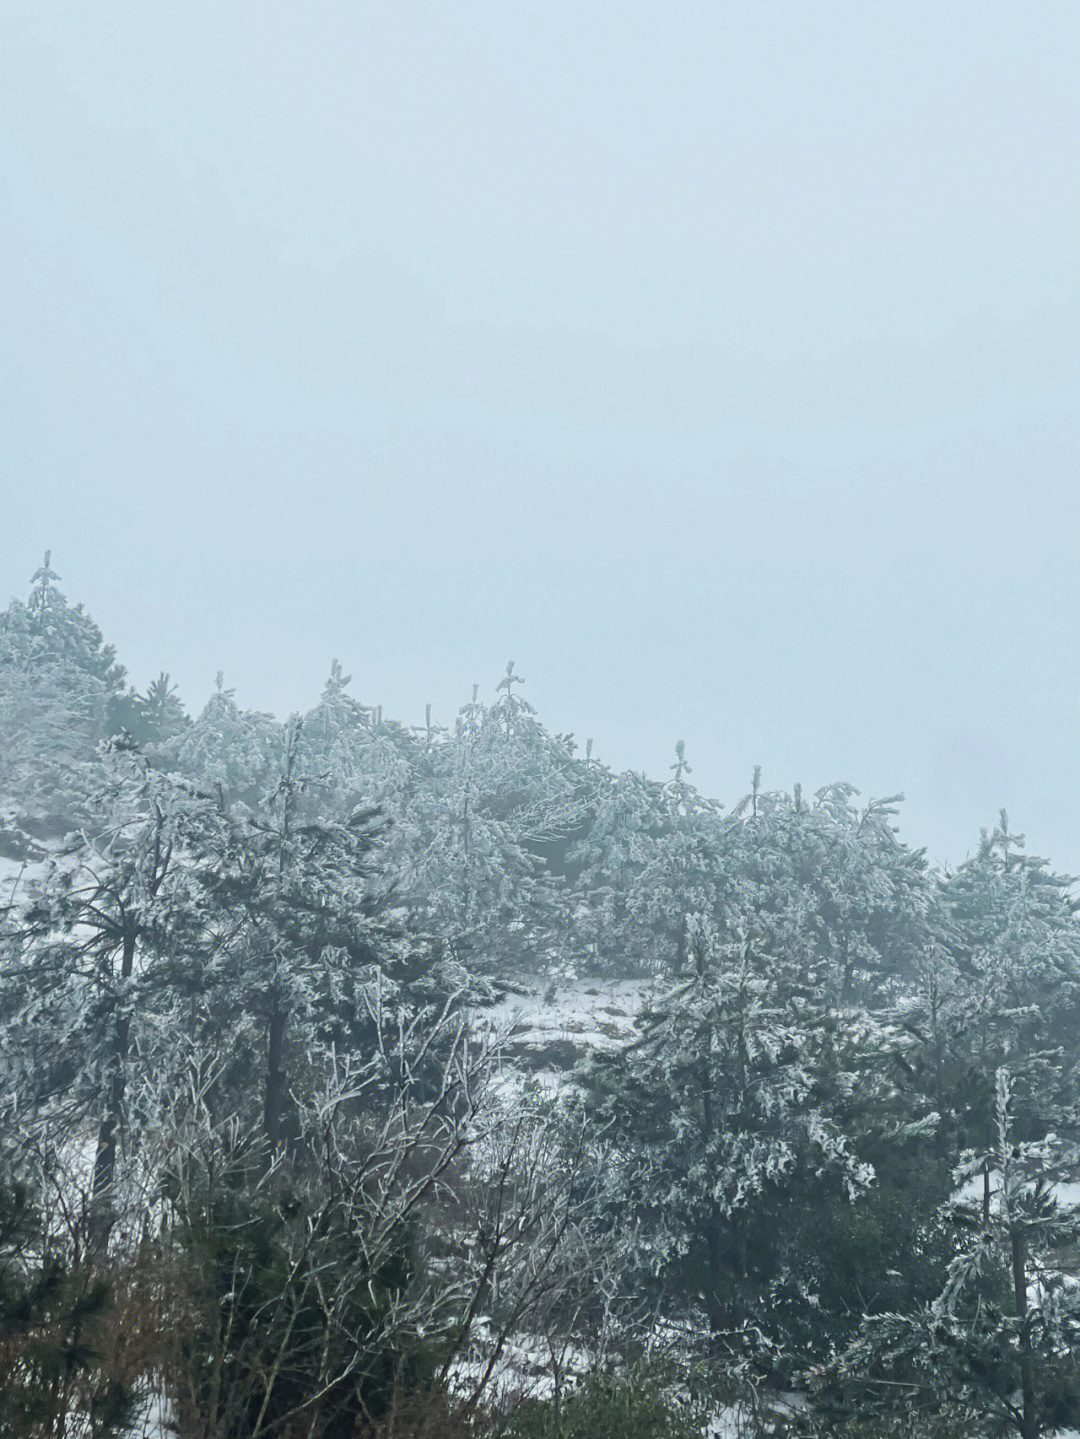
[
  {"left": 577, "top": 921, "right": 881, "bottom": 1372},
  {"left": 0, "top": 1167, "right": 136, "bottom": 1438},
  {"left": 798, "top": 1409, "right": 970, "bottom": 1438},
  {"left": 503, "top": 1364, "right": 711, "bottom": 1439},
  {"left": 789, "top": 1184, "right": 953, "bottom": 1357},
  {"left": 161, "top": 1144, "right": 435, "bottom": 1439},
  {"left": 110, "top": 672, "right": 190, "bottom": 749}
]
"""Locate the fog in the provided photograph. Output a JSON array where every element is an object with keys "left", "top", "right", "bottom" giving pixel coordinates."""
[
  {"left": 4, "top": 0, "right": 1079, "bottom": 870},
  {"left": 6, "top": 12, "right": 1080, "bottom": 1431}
]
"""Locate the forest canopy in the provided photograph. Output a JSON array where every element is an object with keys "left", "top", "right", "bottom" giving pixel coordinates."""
[{"left": 2, "top": 556, "right": 1080, "bottom": 1439}]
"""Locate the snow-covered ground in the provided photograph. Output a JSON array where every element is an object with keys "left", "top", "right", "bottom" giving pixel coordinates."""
[
  {"left": 955, "top": 1169, "right": 1080, "bottom": 1212},
  {"left": 0, "top": 847, "right": 53, "bottom": 905},
  {"left": 474, "top": 975, "right": 652, "bottom": 1077},
  {"left": 124, "top": 1392, "right": 171, "bottom": 1439}
]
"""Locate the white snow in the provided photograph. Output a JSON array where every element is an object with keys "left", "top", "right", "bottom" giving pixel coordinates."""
[{"left": 476, "top": 977, "right": 651, "bottom": 1060}]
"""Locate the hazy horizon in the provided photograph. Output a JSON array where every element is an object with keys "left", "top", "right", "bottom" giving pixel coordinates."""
[{"left": 4, "top": 1, "right": 1079, "bottom": 874}]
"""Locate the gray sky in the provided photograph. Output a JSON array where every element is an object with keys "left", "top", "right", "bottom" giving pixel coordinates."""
[{"left": 3, "top": 1, "right": 1079, "bottom": 872}]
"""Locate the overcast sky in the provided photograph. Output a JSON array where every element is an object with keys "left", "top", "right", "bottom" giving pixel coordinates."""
[{"left": 3, "top": 1, "right": 1079, "bottom": 872}]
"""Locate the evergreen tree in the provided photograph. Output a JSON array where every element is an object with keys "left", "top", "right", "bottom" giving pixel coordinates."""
[
  {"left": 566, "top": 763, "right": 658, "bottom": 974},
  {"left": 939, "top": 812, "right": 1080, "bottom": 1212},
  {"left": 136, "top": 672, "right": 189, "bottom": 747},
  {"left": 2, "top": 742, "right": 222, "bottom": 1244},
  {"left": 0, "top": 554, "right": 126, "bottom": 830},
  {"left": 183, "top": 715, "right": 411, "bottom": 1149},
  {"left": 846, "top": 1069, "right": 1080, "bottom": 1438},
  {"left": 0, "top": 1158, "right": 137, "bottom": 1437},
  {"left": 580, "top": 914, "right": 874, "bottom": 1370},
  {"left": 406, "top": 667, "right": 584, "bottom": 975},
  {"left": 173, "top": 673, "right": 284, "bottom": 809},
  {"left": 625, "top": 741, "right": 728, "bottom": 974}
]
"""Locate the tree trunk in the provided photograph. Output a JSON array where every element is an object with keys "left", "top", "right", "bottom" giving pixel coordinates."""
[
  {"left": 698, "top": 1024, "right": 730, "bottom": 1345},
  {"left": 264, "top": 997, "right": 287, "bottom": 1152},
  {"left": 983, "top": 1158, "right": 992, "bottom": 1228},
  {"left": 839, "top": 931, "right": 855, "bottom": 1006},
  {"left": 1011, "top": 1224, "right": 1038, "bottom": 1439},
  {"left": 90, "top": 927, "right": 136, "bottom": 1250},
  {"left": 704, "top": 1216, "right": 727, "bottom": 1342}
]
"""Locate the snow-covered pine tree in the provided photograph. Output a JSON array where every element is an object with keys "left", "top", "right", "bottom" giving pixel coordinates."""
[
  {"left": 175, "top": 713, "right": 478, "bottom": 1154},
  {"left": 172, "top": 673, "right": 284, "bottom": 810},
  {"left": 406, "top": 666, "right": 585, "bottom": 976},
  {"left": 135, "top": 672, "right": 190, "bottom": 747},
  {"left": 0, "top": 555, "right": 127, "bottom": 833},
  {"left": 846, "top": 1067, "right": 1080, "bottom": 1438},
  {"left": 1, "top": 741, "right": 222, "bottom": 1244},
  {"left": 937, "top": 812, "right": 1080, "bottom": 1215},
  {"left": 624, "top": 741, "right": 728, "bottom": 974},
  {"left": 566, "top": 764, "right": 663, "bottom": 975},
  {"left": 579, "top": 913, "right": 874, "bottom": 1370}
]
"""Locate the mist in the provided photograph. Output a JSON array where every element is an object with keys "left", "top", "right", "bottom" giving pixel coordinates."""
[{"left": 4, "top": 5, "right": 1080, "bottom": 1436}]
